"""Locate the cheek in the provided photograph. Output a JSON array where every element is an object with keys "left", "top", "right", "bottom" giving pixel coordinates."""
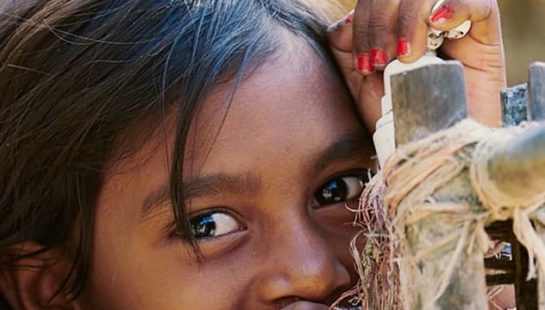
[
  {"left": 314, "top": 205, "right": 358, "bottom": 234},
  {"left": 82, "top": 233, "right": 251, "bottom": 309},
  {"left": 314, "top": 205, "right": 364, "bottom": 266},
  {"left": 315, "top": 205, "right": 360, "bottom": 250},
  {"left": 84, "top": 199, "right": 253, "bottom": 309}
]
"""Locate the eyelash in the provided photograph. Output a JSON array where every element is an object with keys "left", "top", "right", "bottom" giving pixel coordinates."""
[
  {"left": 166, "top": 170, "right": 372, "bottom": 241},
  {"left": 165, "top": 209, "right": 245, "bottom": 242},
  {"left": 313, "top": 170, "right": 372, "bottom": 207},
  {"left": 189, "top": 211, "right": 243, "bottom": 240}
]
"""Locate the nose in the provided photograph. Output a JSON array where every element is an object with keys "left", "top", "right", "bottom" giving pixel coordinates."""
[{"left": 256, "top": 215, "right": 353, "bottom": 306}]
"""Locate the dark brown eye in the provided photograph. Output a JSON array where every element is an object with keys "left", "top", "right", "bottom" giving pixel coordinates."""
[
  {"left": 314, "top": 176, "right": 366, "bottom": 206},
  {"left": 190, "top": 212, "right": 240, "bottom": 239}
]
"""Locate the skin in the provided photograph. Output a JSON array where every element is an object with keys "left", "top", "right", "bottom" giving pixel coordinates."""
[
  {"left": 1, "top": 1, "right": 512, "bottom": 309},
  {"left": 76, "top": 37, "right": 374, "bottom": 309}
]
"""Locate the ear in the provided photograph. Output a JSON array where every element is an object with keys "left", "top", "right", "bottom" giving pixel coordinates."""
[{"left": 0, "top": 242, "right": 81, "bottom": 310}]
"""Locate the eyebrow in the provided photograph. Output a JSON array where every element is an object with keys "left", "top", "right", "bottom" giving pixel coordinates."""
[
  {"left": 140, "top": 132, "right": 371, "bottom": 219},
  {"left": 311, "top": 132, "right": 371, "bottom": 172},
  {"left": 140, "top": 174, "right": 261, "bottom": 218}
]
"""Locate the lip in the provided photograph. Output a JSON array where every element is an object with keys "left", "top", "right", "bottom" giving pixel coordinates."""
[
  {"left": 280, "top": 301, "right": 329, "bottom": 310},
  {"left": 279, "top": 300, "right": 362, "bottom": 310},
  {"left": 280, "top": 301, "right": 362, "bottom": 310}
]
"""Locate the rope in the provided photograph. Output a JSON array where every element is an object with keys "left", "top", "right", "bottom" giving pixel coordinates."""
[{"left": 354, "top": 119, "right": 545, "bottom": 309}]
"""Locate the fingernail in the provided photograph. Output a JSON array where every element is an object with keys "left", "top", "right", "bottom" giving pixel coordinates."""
[
  {"left": 327, "top": 11, "right": 354, "bottom": 32},
  {"left": 430, "top": 4, "right": 454, "bottom": 23},
  {"left": 370, "top": 48, "right": 388, "bottom": 66},
  {"left": 357, "top": 53, "right": 373, "bottom": 73},
  {"left": 397, "top": 39, "right": 411, "bottom": 57},
  {"left": 344, "top": 13, "right": 353, "bottom": 25}
]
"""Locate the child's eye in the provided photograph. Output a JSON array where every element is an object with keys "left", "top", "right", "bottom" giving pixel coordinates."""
[
  {"left": 190, "top": 212, "right": 241, "bottom": 239},
  {"left": 314, "top": 176, "right": 366, "bottom": 206}
]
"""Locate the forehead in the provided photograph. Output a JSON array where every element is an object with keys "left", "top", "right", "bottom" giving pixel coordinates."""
[
  {"left": 99, "top": 37, "right": 371, "bottom": 221},
  {"left": 186, "top": 38, "right": 367, "bottom": 177}
]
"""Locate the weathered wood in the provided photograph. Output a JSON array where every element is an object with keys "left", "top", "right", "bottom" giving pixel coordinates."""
[
  {"left": 392, "top": 61, "right": 468, "bottom": 145},
  {"left": 499, "top": 78, "right": 537, "bottom": 309},
  {"left": 484, "top": 257, "right": 513, "bottom": 272},
  {"left": 502, "top": 83, "right": 528, "bottom": 126},
  {"left": 486, "top": 273, "right": 515, "bottom": 286},
  {"left": 528, "top": 62, "right": 545, "bottom": 121},
  {"left": 488, "top": 113, "right": 544, "bottom": 309},
  {"left": 388, "top": 61, "right": 545, "bottom": 309},
  {"left": 390, "top": 62, "right": 487, "bottom": 309},
  {"left": 512, "top": 234, "right": 539, "bottom": 310},
  {"left": 527, "top": 62, "right": 545, "bottom": 310},
  {"left": 534, "top": 211, "right": 545, "bottom": 310},
  {"left": 487, "top": 125, "right": 545, "bottom": 204},
  {"left": 487, "top": 220, "right": 515, "bottom": 242}
]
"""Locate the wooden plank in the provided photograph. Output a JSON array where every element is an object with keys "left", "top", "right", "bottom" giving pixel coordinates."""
[
  {"left": 487, "top": 125, "right": 545, "bottom": 211},
  {"left": 486, "top": 273, "right": 515, "bottom": 286},
  {"left": 528, "top": 62, "right": 545, "bottom": 310},
  {"left": 390, "top": 62, "right": 487, "bottom": 309},
  {"left": 501, "top": 83, "right": 528, "bottom": 126},
  {"left": 391, "top": 61, "right": 468, "bottom": 145},
  {"left": 528, "top": 62, "right": 545, "bottom": 121},
  {"left": 487, "top": 220, "right": 515, "bottom": 242},
  {"left": 513, "top": 235, "right": 538, "bottom": 309},
  {"left": 499, "top": 82, "right": 535, "bottom": 309},
  {"left": 535, "top": 216, "right": 545, "bottom": 310}
]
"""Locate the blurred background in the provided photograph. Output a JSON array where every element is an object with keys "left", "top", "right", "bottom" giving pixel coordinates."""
[
  {"left": 1, "top": 0, "right": 542, "bottom": 84},
  {"left": 337, "top": 0, "right": 545, "bottom": 85}
]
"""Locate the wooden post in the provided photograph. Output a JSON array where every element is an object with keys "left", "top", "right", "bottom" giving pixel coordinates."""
[
  {"left": 501, "top": 84, "right": 528, "bottom": 126},
  {"left": 392, "top": 61, "right": 468, "bottom": 145},
  {"left": 390, "top": 62, "right": 488, "bottom": 309},
  {"left": 528, "top": 61, "right": 545, "bottom": 310},
  {"left": 528, "top": 62, "right": 545, "bottom": 121},
  {"left": 486, "top": 64, "right": 544, "bottom": 310}
]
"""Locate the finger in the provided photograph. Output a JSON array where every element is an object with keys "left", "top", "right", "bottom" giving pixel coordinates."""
[
  {"left": 328, "top": 10, "right": 361, "bottom": 97},
  {"left": 441, "top": 37, "right": 505, "bottom": 126},
  {"left": 357, "top": 73, "right": 384, "bottom": 132},
  {"left": 431, "top": 0, "right": 504, "bottom": 127},
  {"left": 397, "top": 0, "right": 436, "bottom": 63},
  {"left": 428, "top": 0, "right": 501, "bottom": 45},
  {"left": 327, "top": 10, "right": 355, "bottom": 53},
  {"left": 352, "top": 0, "right": 374, "bottom": 75},
  {"left": 367, "top": 0, "right": 400, "bottom": 71}
]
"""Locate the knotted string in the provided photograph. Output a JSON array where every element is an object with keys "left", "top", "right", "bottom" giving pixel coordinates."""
[{"left": 351, "top": 119, "right": 545, "bottom": 309}]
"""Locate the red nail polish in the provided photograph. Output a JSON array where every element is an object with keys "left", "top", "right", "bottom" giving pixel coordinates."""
[
  {"left": 370, "top": 48, "right": 388, "bottom": 66},
  {"left": 431, "top": 4, "right": 454, "bottom": 23},
  {"left": 397, "top": 39, "right": 411, "bottom": 57},
  {"left": 357, "top": 53, "right": 373, "bottom": 73},
  {"left": 344, "top": 13, "right": 353, "bottom": 25}
]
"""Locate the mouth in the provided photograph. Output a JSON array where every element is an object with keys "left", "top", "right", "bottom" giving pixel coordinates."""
[
  {"left": 279, "top": 300, "right": 361, "bottom": 310},
  {"left": 279, "top": 301, "right": 326, "bottom": 310}
]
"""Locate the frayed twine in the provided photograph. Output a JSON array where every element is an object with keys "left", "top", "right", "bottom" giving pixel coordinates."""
[{"left": 341, "top": 119, "right": 545, "bottom": 309}]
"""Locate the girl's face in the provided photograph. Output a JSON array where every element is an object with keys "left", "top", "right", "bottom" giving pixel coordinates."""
[{"left": 79, "top": 40, "right": 374, "bottom": 309}]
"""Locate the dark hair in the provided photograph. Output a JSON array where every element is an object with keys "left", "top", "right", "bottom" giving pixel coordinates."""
[{"left": 0, "top": 0, "right": 339, "bottom": 304}]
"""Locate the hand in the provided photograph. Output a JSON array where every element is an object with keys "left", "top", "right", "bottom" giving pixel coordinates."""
[{"left": 328, "top": 0, "right": 506, "bottom": 130}]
